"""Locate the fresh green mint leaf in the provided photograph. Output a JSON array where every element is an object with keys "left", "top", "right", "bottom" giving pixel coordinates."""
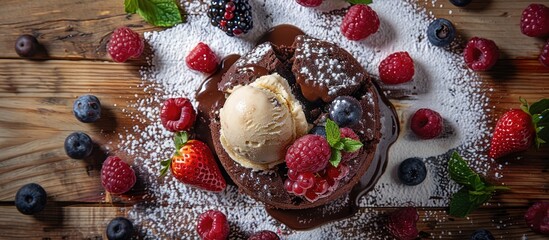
[
  {"left": 125, "top": 0, "right": 138, "bottom": 13},
  {"left": 529, "top": 98, "right": 549, "bottom": 115},
  {"left": 449, "top": 187, "right": 491, "bottom": 218},
  {"left": 160, "top": 158, "right": 171, "bottom": 176},
  {"left": 470, "top": 175, "right": 485, "bottom": 192},
  {"left": 333, "top": 142, "right": 344, "bottom": 151},
  {"left": 448, "top": 151, "right": 477, "bottom": 186},
  {"left": 325, "top": 119, "right": 341, "bottom": 147},
  {"left": 127, "top": 0, "right": 183, "bottom": 27},
  {"left": 330, "top": 150, "right": 342, "bottom": 167},
  {"left": 341, "top": 138, "right": 363, "bottom": 152},
  {"left": 347, "top": 0, "right": 373, "bottom": 4},
  {"left": 174, "top": 131, "right": 188, "bottom": 150}
]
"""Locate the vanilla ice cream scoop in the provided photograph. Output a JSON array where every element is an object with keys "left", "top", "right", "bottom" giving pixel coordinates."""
[{"left": 219, "top": 74, "right": 308, "bottom": 170}]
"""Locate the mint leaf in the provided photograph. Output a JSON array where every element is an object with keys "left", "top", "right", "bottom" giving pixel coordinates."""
[
  {"left": 325, "top": 119, "right": 341, "bottom": 147},
  {"left": 341, "top": 138, "right": 363, "bottom": 152},
  {"left": 160, "top": 158, "right": 171, "bottom": 176},
  {"left": 330, "top": 149, "right": 342, "bottom": 167},
  {"left": 333, "top": 142, "right": 344, "bottom": 151},
  {"left": 448, "top": 151, "right": 477, "bottom": 186},
  {"left": 449, "top": 187, "right": 491, "bottom": 218},
  {"left": 174, "top": 131, "right": 188, "bottom": 150},
  {"left": 126, "top": 0, "right": 183, "bottom": 27},
  {"left": 347, "top": 0, "right": 373, "bottom": 4}
]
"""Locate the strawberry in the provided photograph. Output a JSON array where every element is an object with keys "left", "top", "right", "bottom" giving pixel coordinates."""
[
  {"left": 161, "top": 132, "right": 226, "bottom": 192},
  {"left": 489, "top": 98, "right": 549, "bottom": 159}
]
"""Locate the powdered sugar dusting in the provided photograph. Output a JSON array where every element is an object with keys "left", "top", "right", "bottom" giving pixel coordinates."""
[{"left": 118, "top": 0, "right": 502, "bottom": 238}]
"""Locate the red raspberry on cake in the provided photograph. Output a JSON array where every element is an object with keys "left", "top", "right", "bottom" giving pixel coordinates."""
[
  {"left": 296, "top": 0, "right": 323, "bottom": 7},
  {"left": 387, "top": 207, "right": 419, "bottom": 240},
  {"left": 285, "top": 134, "right": 331, "bottom": 173},
  {"left": 520, "top": 4, "right": 549, "bottom": 37},
  {"left": 540, "top": 39, "right": 549, "bottom": 67},
  {"left": 186, "top": 42, "right": 219, "bottom": 74},
  {"left": 196, "top": 210, "right": 230, "bottom": 240},
  {"left": 160, "top": 98, "right": 196, "bottom": 132},
  {"left": 107, "top": 27, "right": 144, "bottom": 63},
  {"left": 340, "top": 127, "right": 361, "bottom": 162},
  {"left": 341, "top": 4, "right": 380, "bottom": 41},
  {"left": 463, "top": 37, "right": 499, "bottom": 71},
  {"left": 379, "top": 51, "right": 415, "bottom": 84},
  {"left": 101, "top": 156, "right": 136, "bottom": 194}
]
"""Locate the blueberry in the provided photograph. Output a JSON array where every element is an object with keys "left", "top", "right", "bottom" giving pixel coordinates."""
[
  {"left": 106, "top": 217, "right": 134, "bottom": 240},
  {"left": 15, "top": 183, "right": 47, "bottom": 215},
  {"left": 73, "top": 95, "right": 101, "bottom": 123},
  {"left": 64, "top": 132, "right": 93, "bottom": 159},
  {"left": 450, "top": 0, "right": 472, "bottom": 7},
  {"left": 309, "top": 125, "right": 326, "bottom": 137},
  {"left": 329, "top": 96, "right": 362, "bottom": 127},
  {"left": 398, "top": 157, "right": 427, "bottom": 186},
  {"left": 470, "top": 229, "right": 495, "bottom": 240},
  {"left": 15, "top": 34, "right": 40, "bottom": 57},
  {"left": 427, "top": 18, "right": 456, "bottom": 47}
]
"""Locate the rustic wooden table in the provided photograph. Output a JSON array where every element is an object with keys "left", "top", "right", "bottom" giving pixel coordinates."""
[{"left": 0, "top": 0, "right": 548, "bottom": 239}]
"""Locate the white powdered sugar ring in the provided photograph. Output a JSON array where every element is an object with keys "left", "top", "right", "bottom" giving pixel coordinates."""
[{"left": 115, "top": 0, "right": 502, "bottom": 238}]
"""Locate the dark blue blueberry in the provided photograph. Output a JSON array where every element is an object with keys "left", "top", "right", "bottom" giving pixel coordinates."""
[
  {"left": 64, "top": 131, "right": 93, "bottom": 159},
  {"left": 309, "top": 125, "right": 326, "bottom": 137},
  {"left": 329, "top": 96, "right": 362, "bottom": 127},
  {"left": 106, "top": 217, "right": 134, "bottom": 240},
  {"left": 15, "top": 34, "right": 39, "bottom": 57},
  {"left": 470, "top": 229, "right": 495, "bottom": 240},
  {"left": 427, "top": 18, "right": 456, "bottom": 47},
  {"left": 73, "top": 95, "right": 101, "bottom": 123},
  {"left": 450, "top": 0, "right": 472, "bottom": 7},
  {"left": 15, "top": 183, "right": 47, "bottom": 215},
  {"left": 398, "top": 157, "right": 427, "bottom": 186}
]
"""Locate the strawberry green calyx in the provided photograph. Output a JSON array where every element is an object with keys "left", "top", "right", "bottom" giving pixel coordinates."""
[
  {"left": 160, "top": 131, "right": 189, "bottom": 176},
  {"left": 519, "top": 97, "right": 549, "bottom": 148},
  {"left": 325, "top": 119, "right": 363, "bottom": 167}
]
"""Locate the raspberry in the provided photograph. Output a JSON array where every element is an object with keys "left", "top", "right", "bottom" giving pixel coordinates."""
[
  {"left": 410, "top": 108, "right": 444, "bottom": 139},
  {"left": 296, "top": 0, "right": 323, "bottom": 7},
  {"left": 341, "top": 4, "right": 380, "bottom": 41},
  {"left": 387, "top": 207, "right": 419, "bottom": 240},
  {"left": 524, "top": 201, "right": 549, "bottom": 234},
  {"left": 540, "top": 40, "right": 549, "bottom": 68},
  {"left": 463, "top": 37, "right": 499, "bottom": 71},
  {"left": 520, "top": 4, "right": 549, "bottom": 37},
  {"left": 340, "top": 127, "right": 360, "bottom": 162},
  {"left": 285, "top": 134, "right": 331, "bottom": 173},
  {"left": 160, "top": 98, "right": 197, "bottom": 132},
  {"left": 186, "top": 42, "right": 219, "bottom": 74},
  {"left": 197, "top": 210, "right": 230, "bottom": 240},
  {"left": 248, "top": 230, "right": 280, "bottom": 240},
  {"left": 107, "top": 27, "right": 144, "bottom": 63},
  {"left": 379, "top": 52, "right": 415, "bottom": 84},
  {"left": 101, "top": 156, "right": 136, "bottom": 194}
]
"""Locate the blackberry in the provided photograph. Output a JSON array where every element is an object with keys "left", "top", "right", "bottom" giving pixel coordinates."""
[{"left": 208, "top": 0, "right": 253, "bottom": 37}]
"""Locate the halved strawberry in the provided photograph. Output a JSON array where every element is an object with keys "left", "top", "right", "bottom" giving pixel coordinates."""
[
  {"left": 161, "top": 132, "right": 226, "bottom": 192},
  {"left": 489, "top": 98, "right": 549, "bottom": 159}
]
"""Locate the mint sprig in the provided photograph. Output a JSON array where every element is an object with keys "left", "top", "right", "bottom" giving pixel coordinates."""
[
  {"left": 325, "top": 119, "right": 363, "bottom": 167},
  {"left": 520, "top": 97, "right": 549, "bottom": 148},
  {"left": 347, "top": 0, "right": 373, "bottom": 4},
  {"left": 125, "top": 0, "right": 183, "bottom": 27},
  {"left": 448, "top": 152, "right": 509, "bottom": 217}
]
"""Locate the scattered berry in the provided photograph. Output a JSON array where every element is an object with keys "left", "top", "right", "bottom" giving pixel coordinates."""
[
  {"left": 101, "top": 156, "right": 136, "bottom": 194},
  {"left": 449, "top": 0, "right": 472, "bottom": 7},
  {"left": 304, "top": 189, "right": 320, "bottom": 202},
  {"left": 106, "top": 217, "right": 134, "bottom": 240},
  {"left": 73, "top": 95, "right": 101, "bottom": 123},
  {"left": 296, "top": 0, "right": 322, "bottom": 7},
  {"left": 427, "top": 18, "right": 456, "bottom": 47},
  {"left": 463, "top": 37, "right": 499, "bottom": 71},
  {"left": 14, "top": 34, "right": 40, "bottom": 57},
  {"left": 197, "top": 210, "right": 230, "bottom": 240},
  {"left": 398, "top": 157, "right": 427, "bottom": 186},
  {"left": 207, "top": 0, "right": 253, "bottom": 36},
  {"left": 248, "top": 230, "right": 280, "bottom": 240},
  {"left": 326, "top": 163, "right": 350, "bottom": 181},
  {"left": 489, "top": 109, "right": 535, "bottom": 159},
  {"left": 64, "top": 131, "right": 93, "bottom": 159},
  {"left": 297, "top": 172, "right": 315, "bottom": 189},
  {"left": 340, "top": 127, "right": 361, "bottom": 161},
  {"left": 540, "top": 39, "right": 549, "bottom": 67},
  {"left": 524, "top": 201, "right": 549, "bottom": 234},
  {"left": 410, "top": 108, "right": 444, "bottom": 139},
  {"left": 313, "top": 178, "right": 329, "bottom": 195},
  {"left": 285, "top": 134, "right": 331, "bottom": 173},
  {"left": 329, "top": 96, "right": 363, "bottom": 127},
  {"left": 387, "top": 207, "right": 419, "bottom": 240},
  {"left": 15, "top": 183, "right": 47, "bottom": 215},
  {"left": 520, "top": 4, "right": 549, "bottom": 37},
  {"left": 309, "top": 125, "right": 326, "bottom": 138},
  {"left": 379, "top": 51, "right": 415, "bottom": 84},
  {"left": 470, "top": 229, "right": 495, "bottom": 240},
  {"left": 160, "top": 98, "right": 197, "bottom": 132},
  {"left": 107, "top": 27, "right": 144, "bottom": 63},
  {"left": 341, "top": 4, "right": 380, "bottom": 41},
  {"left": 186, "top": 42, "right": 219, "bottom": 74}
]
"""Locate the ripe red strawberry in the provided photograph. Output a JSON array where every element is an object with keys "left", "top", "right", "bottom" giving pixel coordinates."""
[
  {"left": 101, "top": 156, "right": 136, "bottom": 194},
  {"left": 197, "top": 210, "right": 230, "bottom": 240},
  {"left": 186, "top": 42, "right": 219, "bottom": 74},
  {"left": 107, "top": 27, "right": 144, "bottom": 63},
  {"left": 520, "top": 4, "right": 549, "bottom": 37},
  {"left": 161, "top": 132, "right": 226, "bottom": 192}
]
